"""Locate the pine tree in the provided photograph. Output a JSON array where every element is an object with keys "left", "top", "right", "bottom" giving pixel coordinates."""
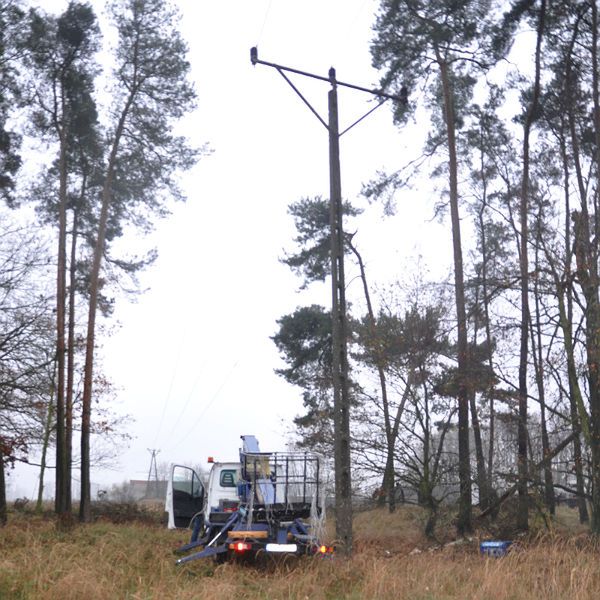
[
  {"left": 79, "top": 0, "right": 198, "bottom": 521},
  {"left": 371, "top": 0, "right": 499, "bottom": 535},
  {"left": 25, "top": 0, "right": 100, "bottom": 518}
]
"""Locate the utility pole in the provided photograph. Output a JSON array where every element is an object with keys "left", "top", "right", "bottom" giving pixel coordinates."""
[
  {"left": 146, "top": 448, "right": 160, "bottom": 499},
  {"left": 327, "top": 68, "right": 352, "bottom": 549},
  {"left": 251, "top": 47, "right": 405, "bottom": 556}
]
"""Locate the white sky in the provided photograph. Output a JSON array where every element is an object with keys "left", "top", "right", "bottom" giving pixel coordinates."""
[{"left": 10, "top": 0, "right": 453, "bottom": 499}]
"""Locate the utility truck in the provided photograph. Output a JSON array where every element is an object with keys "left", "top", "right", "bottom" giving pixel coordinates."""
[{"left": 165, "top": 435, "right": 332, "bottom": 564}]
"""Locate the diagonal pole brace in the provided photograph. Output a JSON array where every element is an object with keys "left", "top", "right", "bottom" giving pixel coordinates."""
[
  {"left": 276, "top": 67, "right": 329, "bottom": 130},
  {"left": 340, "top": 99, "right": 388, "bottom": 137}
]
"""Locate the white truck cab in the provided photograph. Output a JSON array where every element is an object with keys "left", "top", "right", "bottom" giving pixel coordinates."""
[
  {"left": 165, "top": 461, "right": 241, "bottom": 530},
  {"left": 204, "top": 461, "right": 241, "bottom": 522}
]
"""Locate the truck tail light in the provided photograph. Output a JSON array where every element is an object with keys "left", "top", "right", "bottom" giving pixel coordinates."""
[
  {"left": 221, "top": 500, "right": 239, "bottom": 512},
  {"left": 230, "top": 541, "right": 252, "bottom": 553}
]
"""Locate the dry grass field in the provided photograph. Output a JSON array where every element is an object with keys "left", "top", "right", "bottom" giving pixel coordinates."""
[{"left": 1, "top": 504, "right": 599, "bottom": 599}]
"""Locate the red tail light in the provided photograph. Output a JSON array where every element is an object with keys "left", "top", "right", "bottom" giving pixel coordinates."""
[
  {"left": 222, "top": 500, "right": 239, "bottom": 512},
  {"left": 230, "top": 541, "right": 252, "bottom": 553}
]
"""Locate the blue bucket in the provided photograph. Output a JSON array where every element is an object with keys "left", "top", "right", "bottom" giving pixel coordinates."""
[{"left": 480, "top": 540, "right": 512, "bottom": 557}]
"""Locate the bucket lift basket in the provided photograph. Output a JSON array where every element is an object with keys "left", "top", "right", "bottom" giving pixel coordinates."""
[{"left": 239, "top": 450, "right": 321, "bottom": 521}]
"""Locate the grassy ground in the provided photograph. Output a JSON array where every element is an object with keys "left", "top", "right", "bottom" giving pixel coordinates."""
[{"left": 1, "top": 504, "right": 599, "bottom": 599}]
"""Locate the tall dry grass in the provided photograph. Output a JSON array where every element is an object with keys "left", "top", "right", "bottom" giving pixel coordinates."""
[{"left": 1, "top": 506, "right": 599, "bottom": 599}]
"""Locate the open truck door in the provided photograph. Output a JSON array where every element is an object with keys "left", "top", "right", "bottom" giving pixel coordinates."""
[{"left": 165, "top": 465, "right": 205, "bottom": 529}]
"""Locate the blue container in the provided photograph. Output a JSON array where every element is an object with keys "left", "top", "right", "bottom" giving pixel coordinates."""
[{"left": 480, "top": 540, "right": 512, "bottom": 557}]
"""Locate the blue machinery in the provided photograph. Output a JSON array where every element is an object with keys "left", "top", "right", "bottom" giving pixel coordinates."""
[{"left": 175, "top": 436, "right": 333, "bottom": 564}]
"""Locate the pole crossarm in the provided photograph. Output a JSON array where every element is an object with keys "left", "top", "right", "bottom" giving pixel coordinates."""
[{"left": 250, "top": 46, "right": 405, "bottom": 103}]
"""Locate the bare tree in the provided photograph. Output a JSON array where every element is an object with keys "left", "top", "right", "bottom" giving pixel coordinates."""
[{"left": 0, "top": 218, "right": 53, "bottom": 525}]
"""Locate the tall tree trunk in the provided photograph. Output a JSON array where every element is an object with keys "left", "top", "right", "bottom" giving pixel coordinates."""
[
  {"left": 588, "top": 0, "right": 600, "bottom": 537},
  {"left": 477, "top": 201, "right": 496, "bottom": 493},
  {"left": 469, "top": 282, "right": 491, "bottom": 511},
  {"left": 0, "top": 447, "right": 6, "bottom": 526},
  {"left": 549, "top": 235, "right": 590, "bottom": 522},
  {"left": 516, "top": 0, "right": 546, "bottom": 531},
  {"left": 573, "top": 210, "right": 600, "bottom": 532},
  {"left": 420, "top": 377, "right": 431, "bottom": 518},
  {"left": 80, "top": 193, "right": 107, "bottom": 522},
  {"left": 557, "top": 127, "right": 589, "bottom": 524},
  {"left": 516, "top": 126, "right": 530, "bottom": 531},
  {"left": 388, "top": 382, "right": 411, "bottom": 510},
  {"left": 569, "top": 384, "right": 590, "bottom": 524},
  {"left": 37, "top": 379, "right": 56, "bottom": 513},
  {"left": 469, "top": 388, "right": 490, "bottom": 510},
  {"left": 481, "top": 242, "right": 496, "bottom": 495},
  {"left": 65, "top": 210, "right": 79, "bottom": 512},
  {"left": 567, "top": 0, "right": 600, "bottom": 534},
  {"left": 80, "top": 91, "right": 136, "bottom": 522},
  {"left": 556, "top": 275, "right": 591, "bottom": 523},
  {"left": 530, "top": 237, "right": 555, "bottom": 514},
  {"left": 55, "top": 125, "right": 68, "bottom": 516},
  {"left": 348, "top": 238, "right": 404, "bottom": 512},
  {"left": 435, "top": 48, "right": 472, "bottom": 535}
]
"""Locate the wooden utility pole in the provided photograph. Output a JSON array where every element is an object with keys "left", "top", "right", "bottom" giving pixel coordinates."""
[
  {"left": 327, "top": 69, "right": 352, "bottom": 552},
  {"left": 250, "top": 47, "right": 404, "bottom": 555}
]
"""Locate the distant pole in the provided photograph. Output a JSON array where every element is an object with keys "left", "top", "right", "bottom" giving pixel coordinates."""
[
  {"left": 328, "top": 68, "right": 352, "bottom": 554},
  {"left": 146, "top": 448, "right": 160, "bottom": 499}
]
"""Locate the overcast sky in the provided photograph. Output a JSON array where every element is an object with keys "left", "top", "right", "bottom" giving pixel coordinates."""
[{"left": 10, "top": 0, "right": 454, "bottom": 498}]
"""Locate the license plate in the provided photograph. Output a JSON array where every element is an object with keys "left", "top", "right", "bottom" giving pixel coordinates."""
[{"left": 265, "top": 543, "right": 298, "bottom": 553}]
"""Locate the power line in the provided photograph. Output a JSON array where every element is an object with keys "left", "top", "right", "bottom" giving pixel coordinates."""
[
  {"left": 256, "top": 0, "right": 273, "bottom": 46},
  {"left": 166, "top": 359, "right": 208, "bottom": 439},
  {"left": 169, "top": 360, "right": 239, "bottom": 453},
  {"left": 153, "top": 331, "right": 187, "bottom": 446}
]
